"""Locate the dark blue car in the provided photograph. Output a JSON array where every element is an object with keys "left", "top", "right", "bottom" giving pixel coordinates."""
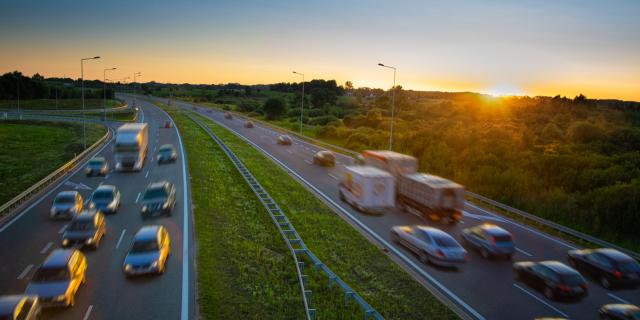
[{"left": 461, "top": 223, "right": 515, "bottom": 259}]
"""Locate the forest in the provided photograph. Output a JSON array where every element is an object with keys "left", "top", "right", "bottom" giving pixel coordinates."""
[{"left": 0, "top": 71, "right": 115, "bottom": 100}]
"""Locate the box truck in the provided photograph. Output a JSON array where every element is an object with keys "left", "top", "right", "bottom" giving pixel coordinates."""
[
  {"left": 115, "top": 123, "right": 148, "bottom": 171},
  {"left": 338, "top": 166, "right": 395, "bottom": 214}
]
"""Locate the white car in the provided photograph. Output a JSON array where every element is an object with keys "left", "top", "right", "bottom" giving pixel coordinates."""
[{"left": 391, "top": 225, "right": 467, "bottom": 268}]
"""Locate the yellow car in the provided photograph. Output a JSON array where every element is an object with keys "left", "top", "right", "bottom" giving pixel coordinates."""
[{"left": 26, "top": 249, "right": 87, "bottom": 308}]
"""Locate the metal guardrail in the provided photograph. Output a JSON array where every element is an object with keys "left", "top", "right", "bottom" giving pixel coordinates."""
[
  {"left": 2, "top": 112, "right": 106, "bottom": 124},
  {"left": 0, "top": 117, "right": 112, "bottom": 220},
  {"left": 187, "top": 113, "right": 383, "bottom": 320}
]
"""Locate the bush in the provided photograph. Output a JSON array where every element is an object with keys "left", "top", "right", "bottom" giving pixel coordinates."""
[
  {"left": 263, "top": 97, "right": 288, "bottom": 120},
  {"left": 308, "top": 115, "right": 339, "bottom": 126}
]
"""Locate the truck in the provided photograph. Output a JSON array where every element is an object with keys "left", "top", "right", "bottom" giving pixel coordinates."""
[
  {"left": 338, "top": 166, "right": 395, "bottom": 214},
  {"left": 115, "top": 123, "right": 148, "bottom": 171},
  {"left": 360, "top": 150, "right": 464, "bottom": 223}
]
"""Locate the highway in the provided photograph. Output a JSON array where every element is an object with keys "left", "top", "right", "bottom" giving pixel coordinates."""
[
  {"left": 0, "top": 97, "right": 194, "bottom": 320},
  {"left": 156, "top": 95, "right": 639, "bottom": 320}
]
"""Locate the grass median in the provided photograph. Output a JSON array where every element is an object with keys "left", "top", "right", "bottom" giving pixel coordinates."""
[
  {"left": 160, "top": 103, "right": 457, "bottom": 319},
  {"left": 0, "top": 120, "right": 105, "bottom": 205}
]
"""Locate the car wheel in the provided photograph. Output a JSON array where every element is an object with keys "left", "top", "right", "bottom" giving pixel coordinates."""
[
  {"left": 600, "top": 276, "right": 612, "bottom": 289},
  {"left": 419, "top": 251, "right": 429, "bottom": 264},
  {"left": 481, "top": 248, "right": 490, "bottom": 259},
  {"left": 544, "top": 286, "right": 555, "bottom": 300},
  {"left": 339, "top": 190, "right": 345, "bottom": 201}
]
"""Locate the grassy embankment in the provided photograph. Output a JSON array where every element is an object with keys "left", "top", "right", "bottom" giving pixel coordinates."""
[
  {"left": 0, "top": 121, "right": 106, "bottom": 204},
  {"left": 159, "top": 102, "right": 457, "bottom": 319},
  {"left": 0, "top": 99, "right": 121, "bottom": 110}
]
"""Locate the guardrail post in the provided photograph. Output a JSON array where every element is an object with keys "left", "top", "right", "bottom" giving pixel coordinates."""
[
  {"left": 301, "top": 274, "right": 308, "bottom": 286},
  {"left": 305, "top": 290, "right": 312, "bottom": 305},
  {"left": 344, "top": 291, "right": 354, "bottom": 306},
  {"left": 298, "top": 261, "right": 305, "bottom": 271},
  {"left": 309, "top": 309, "right": 317, "bottom": 320}
]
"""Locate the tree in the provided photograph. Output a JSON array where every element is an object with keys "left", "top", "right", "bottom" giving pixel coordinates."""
[
  {"left": 310, "top": 88, "right": 337, "bottom": 108},
  {"left": 263, "top": 97, "right": 287, "bottom": 120},
  {"left": 345, "top": 81, "right": 354, "bottom": 91}
]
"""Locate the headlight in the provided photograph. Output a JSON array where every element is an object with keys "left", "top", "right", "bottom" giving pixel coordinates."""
[
  {"left": 50, "top": 208, "right": 57, "bottom": 215},
  {"left": 141, "top": 205, "right": 148, "bottom": 212},
  {"left": 62, "top": 239, "right": 69, "bottom": 246},
  {"left": 162, "top": 202, "right": 169, "bottom": 209},
  {"left": 151, "top": 261, "right": 158, "bottom": 268},
  {"left": 85, "top": 238, "right": 93, "bottom": 245},
  {"left": 107, "top": 201, "right": 116, "bottom": 209},
  {"left": 85, "top": 168, "right": 91, "bottom": 173},
  {"left": 124, "top": 264, "right": 132, "bottom": 272}
]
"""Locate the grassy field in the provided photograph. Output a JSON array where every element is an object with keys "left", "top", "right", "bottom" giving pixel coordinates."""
[
  {"left": 0, "top": 121, "right": 106, "bottom": 205},
  {"left": 159, "top": 102, "right": 456, "bottom": 319},
  {"left": 0, "top": 99, "right": 121, "bottom": 110}
]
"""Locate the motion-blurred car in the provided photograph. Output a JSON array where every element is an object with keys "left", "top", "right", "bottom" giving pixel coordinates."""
[
  {"left": 140, "top": 181, "right": 176, "bottom": 218},
  {"left": 568, "top": 248, "right": 640, "bottom": 289},
  {"left": 62, "top": 210, "right": 106, "bottom": 249},
  {"left": 157, "top": 144, "right": 178, "bottom": 164},
  {"left": 89, "top": 185, "right": 120, "bottom": 214},
  {"left": 513, "top": 260, "right": 588, "bottom": 300},
  {"left": 352, "top": 154, "right": 365, "bottom": 165},
  {"left": 313, "top": 150, "right": 335, "bottom": 167},
  {"left": 224, "top": 112, "right": 233, "bottom": 119},
  {"left": 461, "top": 223, "right": 515, "bottom": 259},
  {"left": 50, "top": 191, "right": 83, "bottom": 220},
  {"left": 277, "top": 135, "right": 292, "bottom": 146},
  {"left": 163, "top": 121, "right": 173, "bottom": 128},
  {"left": 599, "top": 304, "right": 640, "bottom": 320},
  {"left": 0, "top": 295, "right": 41, "bottom": 320},
  {"left": 244, "top": 120, "right": 254, "bottom": 128},
  {"left": 25, "top": 249, "right": 86, "bottom": 308},
  {"left": 85, "top": 157, "right": 109, "bottom": 176},
  {"left": 391, "top": 225, "right": 467, "bottom": 267},
  {"left": 123, "top": 225, "right": 171, "bottom": 276}
]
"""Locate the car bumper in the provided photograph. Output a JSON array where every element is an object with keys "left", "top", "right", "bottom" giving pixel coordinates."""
[
  {"left": 430, "top": 256, "right": 466, "bottom": 267},
  {"left": 124, "top": 265, "right": 159, "bottom": 276},
  {"left": 50, "top": 211, "right": 73, "bottom": 219},
  {"left": 38, "top": 296, "right": 70, "bottom": 308},
  {"left": 613, "top": 277, "right": 640, "bottom": 286}
]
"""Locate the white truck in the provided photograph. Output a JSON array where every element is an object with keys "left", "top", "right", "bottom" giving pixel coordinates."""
[
  {"left": 361, "top": 150, "right": 464, "bottom": 223},
  {"left": 115, "top": 123, "right": 148, "bottom": 171},
  {"left": 338, "top": 166, "right": 395, "bottom": 214}
]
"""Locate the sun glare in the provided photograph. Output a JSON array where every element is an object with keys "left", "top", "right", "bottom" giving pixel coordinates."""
[{"left": 485, "top": 84, "right": 523, "bottom": 97}]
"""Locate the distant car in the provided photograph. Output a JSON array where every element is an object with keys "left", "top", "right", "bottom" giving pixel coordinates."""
[
  {"left": 192, "top": 106, "right": 197, "bottom": 110},
  {"left": 50, "top": 191, "right": 83, "bottom": 220},
  {"left": 62, "top": 210, "right": 106, "bottom": 250},
  {"left": 85, "top": 157, "right": 108, "bottom": 176},
  {"left": 140, "top": 181, "right": 176, "bottom": 218},
  {"left": 224, "top": 112, "right": 233, "bottom": 119},
  {"left": 391, "top": 225, "right": 467, "bottom": 268},
  {"left": 568, "top": 248, "right": 640, "bottom": 289},
  {"left": 461, "top": 223, "right": 515, "bottom": 259},
  {"left": 163, "top": 121, "right": 173, "bottom": 128},
  {"left": 513, "top": 261, "right": 588, "bottom": 300},
  {"left": 25, "top": 249, "right": 86, "bottom": 308},
  {"left": 244, "top": 120, "right": 254, "bottom": 128},
  {"left": 277, "top": 135, "right": 292, "bottom": 146},
  {"left": 599, "top": 304, "right": 640, "bottom": 320},
  {"left": 89, "top": 185, "right": 121, "bottom": 214},
  {"left": 123, "top": 225, "right": 171, "bottom": 276},
  {"left": 0, "top": 295, "right": 41, "bottom": 320},
  {"left": 157, "top": 144, "right": 178, "bottom": 163},
  {"left": 313, "top": 150, "right": 336, "bottom": 167}
]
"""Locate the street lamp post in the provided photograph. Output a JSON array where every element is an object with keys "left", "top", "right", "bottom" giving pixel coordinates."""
[
  {"left": 378, "top": 63, "right": 397, "bottom": 150},
  {"left": 15, "top": 74, "right": 20, "bottom": 114},
  {"left": 103, "top": 67, "right": 117, "bottom": 120},
  {"left": 81, "top": 56, "right": 101, "bottom": 149},
  {"left": 133, "top": 72, "right": 142, "bottom": 106},
  {"left": 292, "top": 71, "right": 305, "bottom": 134}
]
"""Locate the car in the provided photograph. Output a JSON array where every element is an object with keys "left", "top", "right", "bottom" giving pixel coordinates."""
[
  {"left": 461, "top": 223, "right": 515, "bottom": 259},
  {"left": 224, "top": 112, "right": 233, "bottom": 119},
  {"left": 25, "top": 249, "right": 86, "bottom": 308},
  {"left": 352, "top": 154, "right": 366, "bottom": 165},
  {"left": 50, "top": 191, "right": 83, "bottom": 220},
  {"left": 391, "top": 225, "right": 467, "bottom": 268},
  {"left": 513, "top": 260, "right": 588, "bottom": 300},
  {"left": 313, "top": 150, "right": 336, "bottom": 167},
  {"left": 277, "top": 135, "right": 292, "bottom": 146},
  {"left": 599, "top": 304, "right": 640, "bottom": 320},
  {"left": 163, "top": 121, "right": 173, "bottom": 128},
  {"left": 85, "top": 157, "right": 109, "bottom": 176},
  {"left": 157, "top": 144, "right": 178, "bottom": 164},
  {"left": 123, "top": 225, "right": 171, "bottom": 276},
  {"left": 568, "top": 248, "right": 640, "bottom": 289},
  {"left": 140, "top": 181, "right": 176, "bottom": 218},
  {"left": 244, "top": 120, "right": 254, "bottom": 128},
  {"left": 62, "top": 210, "right": 106, "bottom": 249},
  {"left": 0, "top": 295, "right": 41, "bottom": 320},
  {"left": 89, "top": 185, "right": 121, "bottom": 214}
]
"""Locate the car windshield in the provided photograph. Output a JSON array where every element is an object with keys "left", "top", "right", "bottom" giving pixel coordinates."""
[
  {"left": 159, "top": 148, "right": 173, "bottom": 154},
  {"left": 54, "top": 195, "right": 75, "bottom": 204},
  {"left": 32, "top": 267, "right": 69, "bottom": 282},
  {"left": 560, "top": 274, "right": 584, "bottom": 286},
  {"left": 618, "top": 260, "right": 640, "bottom": 273},
  {"left": 92, "top": 191, "right": 113, "bottom": 201},
  {"left": 144, "top": 187, "right": 167, "bottom": 199},
  {"left": 493, "top": 235, "right": 512, "bottom": 243},
  {"left": 88, "top": 159, "right": 104, "bottom": 166},
  {"left": 69, "top": 220, "right": 94, "bottom": 231},
  {"left": 433, "top": 235, "right": 459, "bottom": 248},
  {"left": 130, "top": 240, "right": 159, "bottom": 253}
]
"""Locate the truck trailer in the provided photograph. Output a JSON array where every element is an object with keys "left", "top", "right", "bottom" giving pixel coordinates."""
[
  {"left": 339, "top": 166, "right": 395, "bottom": 214},
  {"left": 397, "top": 173, "right": 465, "bottom": 223},
  {"left": 115, "top": 123, "right": 148, "bottom": 171},
  {"left": 361, "top": 150, "right": 418, "bottom": 179}
]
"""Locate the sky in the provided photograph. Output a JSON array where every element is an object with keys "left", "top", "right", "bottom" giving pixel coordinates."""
[{"left": 0, "top": 0, "right": 639, "bottom": 100}]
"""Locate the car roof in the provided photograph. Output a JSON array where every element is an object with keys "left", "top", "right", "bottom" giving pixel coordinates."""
[
  {"left": 417, "top": 226, "right": 451, "bottom": 238},
  {"left": 94, "top": 185, "right": 116, "bottom": 192},
  {"left": 540, "top": 261, "right": 577, "bottom": 275},
  {"left": 603, "top": 304, "right": 640, "bottom": 313},
  {"left": 57, "top": 190, "right": 78, "bottom": 198},
  {"left": 596, "top": 248, "right": 634, "bottom": 262},
  {"left": 479, "top": 224, "right": 511, "bottom": 236},
  {"left": 148, "top": 181, "right": 169, "bottom": 190},
  {"left": 0, "top": 295, "right": 26, "bottom": 315},
  {"left": 73, "top": 210, "right": 98, "bottom": 221},
  {"left": 134, "top": 225, "right": 162, "bottom": 241},
  {"left": 159, "top": 144, "right": 174, "bottom": 150},
  {"left": 42, "top": 249, "right": 75, "bottom": 269},
  {"left": 90, "top": 157, "right": 105, "bottom": 162}
]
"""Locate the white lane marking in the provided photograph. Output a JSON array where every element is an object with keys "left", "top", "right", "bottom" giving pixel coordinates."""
[
  {"left": 304, "top": 159, "right": 313, "bottom": 165},
  {"left": 0, "top": 127, "right": 115, "bottom": 234},
  {"left": 145, "top": 170, "right": 150, "bottom": 178},
  {"left": 608, "top": 293, "right": 632, "bottom": 304},
  {"left": 115, "top": 229, "right": 126, "bottom": 249},
  {"left": 135, "top": 192, "right": 141, "bottom": 203},
  {"left": 105, "top": 174, "right": 110, "bottom": 179},
  {"left": 513, "top": 284, "right": 569, "bottom": 318},
  {"left": 17, "top": 264, "right": 34, "bottom": 280},
  {"left": 58, "top": 223, "right": 69, "bottom": 234},
  {"left": 516, "top": 247, "right": 533, "bottom": 257},
  {"left": 328, "top": 173, "right": 339, "bottom": 181},
  {"left": 82, "top": 305, "right": 93, "bottom": 320},
  {"left": 463, "top": 210, "right": 507, "bottom": 223},
  {"left": 40, "top": 242, "right": 53, "bottom": 254},
  {"left": 198, "top": 114, "right": 486, "bottom": 320}
]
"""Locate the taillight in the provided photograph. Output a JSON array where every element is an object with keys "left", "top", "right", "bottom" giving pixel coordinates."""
[
  {"left": 491, "top": 237, "right": 497, "bottom": 245},
  {"left": 614, "top": 270, "right": 622, "bottom": 279},
  {"left": 580, "top": 283, "right": 588, "bottom": 290},
  {"left": 436, "top": 250, "right": 445, "bottom": 258},
  {"left": 558, "top": 284, "right": 570, "bottom": 292}
]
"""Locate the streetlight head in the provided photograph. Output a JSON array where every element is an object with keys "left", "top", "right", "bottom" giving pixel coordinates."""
[
  {"left": 94, "top": 56, "right": 101, "bottom": 59},
  {"left": 378, "top": 63, "right": 384, "bottom": 67}
]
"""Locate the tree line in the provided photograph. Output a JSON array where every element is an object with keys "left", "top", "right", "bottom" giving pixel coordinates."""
[{"left": 0, "top": 71, "right": 115, "bottom": 100}]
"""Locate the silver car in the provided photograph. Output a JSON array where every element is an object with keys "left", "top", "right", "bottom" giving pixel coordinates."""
[
  {"left": 89, "top": 185, "right": 121, "bottom": 214},
  {"left": 50, "top": 191, "right": 84, "bottom": 220},
  {"left": 391, "top": 225, "right": 467, "bottom": 267}
]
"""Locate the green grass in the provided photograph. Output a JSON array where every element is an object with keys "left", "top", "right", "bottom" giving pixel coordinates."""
[
  {"left": 158, "top": 102, "right": 456, "bottom": 319},
  {"left": 0, "top": 99, "right": 121, "bottom": 110},
  {"left": 0, "top": 121, "right": 106, "bottom": 205}
]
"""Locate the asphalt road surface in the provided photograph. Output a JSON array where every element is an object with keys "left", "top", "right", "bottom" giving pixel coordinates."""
[
  {"left": 0, "top": 97, "right": 194, "bottom": 320},
  {"left": 154, "top": 95, "right": 639, "bottom": 320}
]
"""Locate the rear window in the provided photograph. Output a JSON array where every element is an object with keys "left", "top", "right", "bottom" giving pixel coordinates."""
[
  {"left": 618, "top": 260, "right": 640, "bottom": 273},
  {"left": 131, "top": 240, "right": 159, "bottom": 253},
  {"left": 32, "top": 267, "right": 69, "bottom": 282},
  {"left": 560, "top": 274, "right": 585, "bottom": 286},
  {"left": 89, "top": 159, "right": 103, "bottom": 165},
  {"left": 69, "top": 220, "right": 94, "bottom": 231},
  {"left": 54, "top": 195, "right": 75, "bottom": 204},
  {"left": 433, "top": 235, "right": 459, "bottom": 248},
  {"left": 144, "top": 187, "right": 167, "bottom": 199}
]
